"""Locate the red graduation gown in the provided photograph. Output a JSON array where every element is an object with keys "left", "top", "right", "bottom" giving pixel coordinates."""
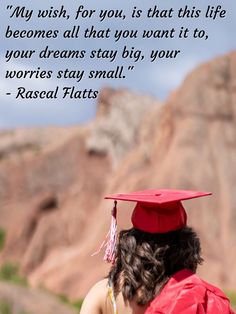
[{"left": 145, "top": 269, "right": 235, "bottom": 314}]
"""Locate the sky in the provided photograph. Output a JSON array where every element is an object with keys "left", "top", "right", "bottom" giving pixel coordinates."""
[{"left": 0, "top": 0, "right": 236, "bottom": 129}]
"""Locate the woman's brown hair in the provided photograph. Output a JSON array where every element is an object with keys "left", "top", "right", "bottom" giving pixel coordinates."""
[{"left": 108, "top": 226, "right": 203, "bottom": 306}]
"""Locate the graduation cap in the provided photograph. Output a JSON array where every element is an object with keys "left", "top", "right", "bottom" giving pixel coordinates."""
[{"left": 95, "top": 189, "right": 212, "bottom": 263}]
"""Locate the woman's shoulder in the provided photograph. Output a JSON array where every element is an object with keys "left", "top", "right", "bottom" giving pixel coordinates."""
[
  {"left": 80, "top": 279, "right": 108, "bottom": 314},
  {"left": 92, "top": 278, "right": 109, "bottom": 291},
  {"left": 85, "top": 278, "right": 109, "bottom": 301}
]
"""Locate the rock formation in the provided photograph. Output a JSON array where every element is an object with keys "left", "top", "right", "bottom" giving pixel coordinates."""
[
  {"left": 86, "top": 88, "right": 158, "bottom": 166},
  {"left": 0, "top": 88, "right": 159, "bottom": 298}
]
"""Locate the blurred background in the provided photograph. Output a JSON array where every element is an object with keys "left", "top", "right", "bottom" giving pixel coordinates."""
[{"left": 0, "top": 0, "right": 236, "bottom": 313}]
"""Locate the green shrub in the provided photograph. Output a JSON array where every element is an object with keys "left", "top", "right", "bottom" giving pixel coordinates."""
[
  {"left": 0, "top": 229, "right": 6, "bottom": 251},
  {"left": 56, "top": 293, "right": 83, "bottom": 313},
  {"left": 0, "top": 263, "right": 27, "bottom": 286},
  {"left": 0, "top": 300, "right": 12, "bottom": 314},
  {"left": 0, "top": 299, "right": 30, "bottom": 314},
  {"left": 71, "top": 300, "right": 83, "bottom": 312},
  {"left": 57, "top": 293, "right": 69, "bottom": 304},
  {"left": 226, "top": 290, "right": 236, "bottom": 308}
]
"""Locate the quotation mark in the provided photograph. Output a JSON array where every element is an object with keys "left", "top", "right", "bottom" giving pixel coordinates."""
[
  {"left": 7, "top": 5, "right": 13, "bottom": 10},
  {"left": 128, "top": 66, "right": 134, "bottom": 71}
]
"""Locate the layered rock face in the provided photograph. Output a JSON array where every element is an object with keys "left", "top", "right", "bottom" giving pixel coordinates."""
[
  {"left": 0, "top": 88, "right": 159, "bottom": 298},
  {"left": 86, "top": 88, "right": 157, "bottom": 166},
  {"left": 0, "top": 52, "right": 235, "bottom": 300}
]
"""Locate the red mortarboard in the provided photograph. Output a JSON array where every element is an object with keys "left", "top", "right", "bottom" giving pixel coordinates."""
[
  {"left": 95, "top": 189, "right": 211, "bottom": 263},
  {"left": 105, "top": 189, "right": 212, "bottom": 233}
]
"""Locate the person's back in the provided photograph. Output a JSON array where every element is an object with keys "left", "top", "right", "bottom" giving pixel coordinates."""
[
  {"left": 81, "top": 226, "right": 206, "bottom": 314},
  {"left": 80, "top": 278, "right": 148, "bottom": 314},
  {"left": 81, "top": 271, "right": 235, "bottom": 314},
  {"left": 146, "top": 269, "right": 235, "bottom": 314}
]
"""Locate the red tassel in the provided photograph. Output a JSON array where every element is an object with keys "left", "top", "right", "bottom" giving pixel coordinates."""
[
  {"left": 104, "top": 201, "right": 117, "bottom": 264},
  {"left": 92, "top": 201, "right": 118, "bottom": 264}
]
